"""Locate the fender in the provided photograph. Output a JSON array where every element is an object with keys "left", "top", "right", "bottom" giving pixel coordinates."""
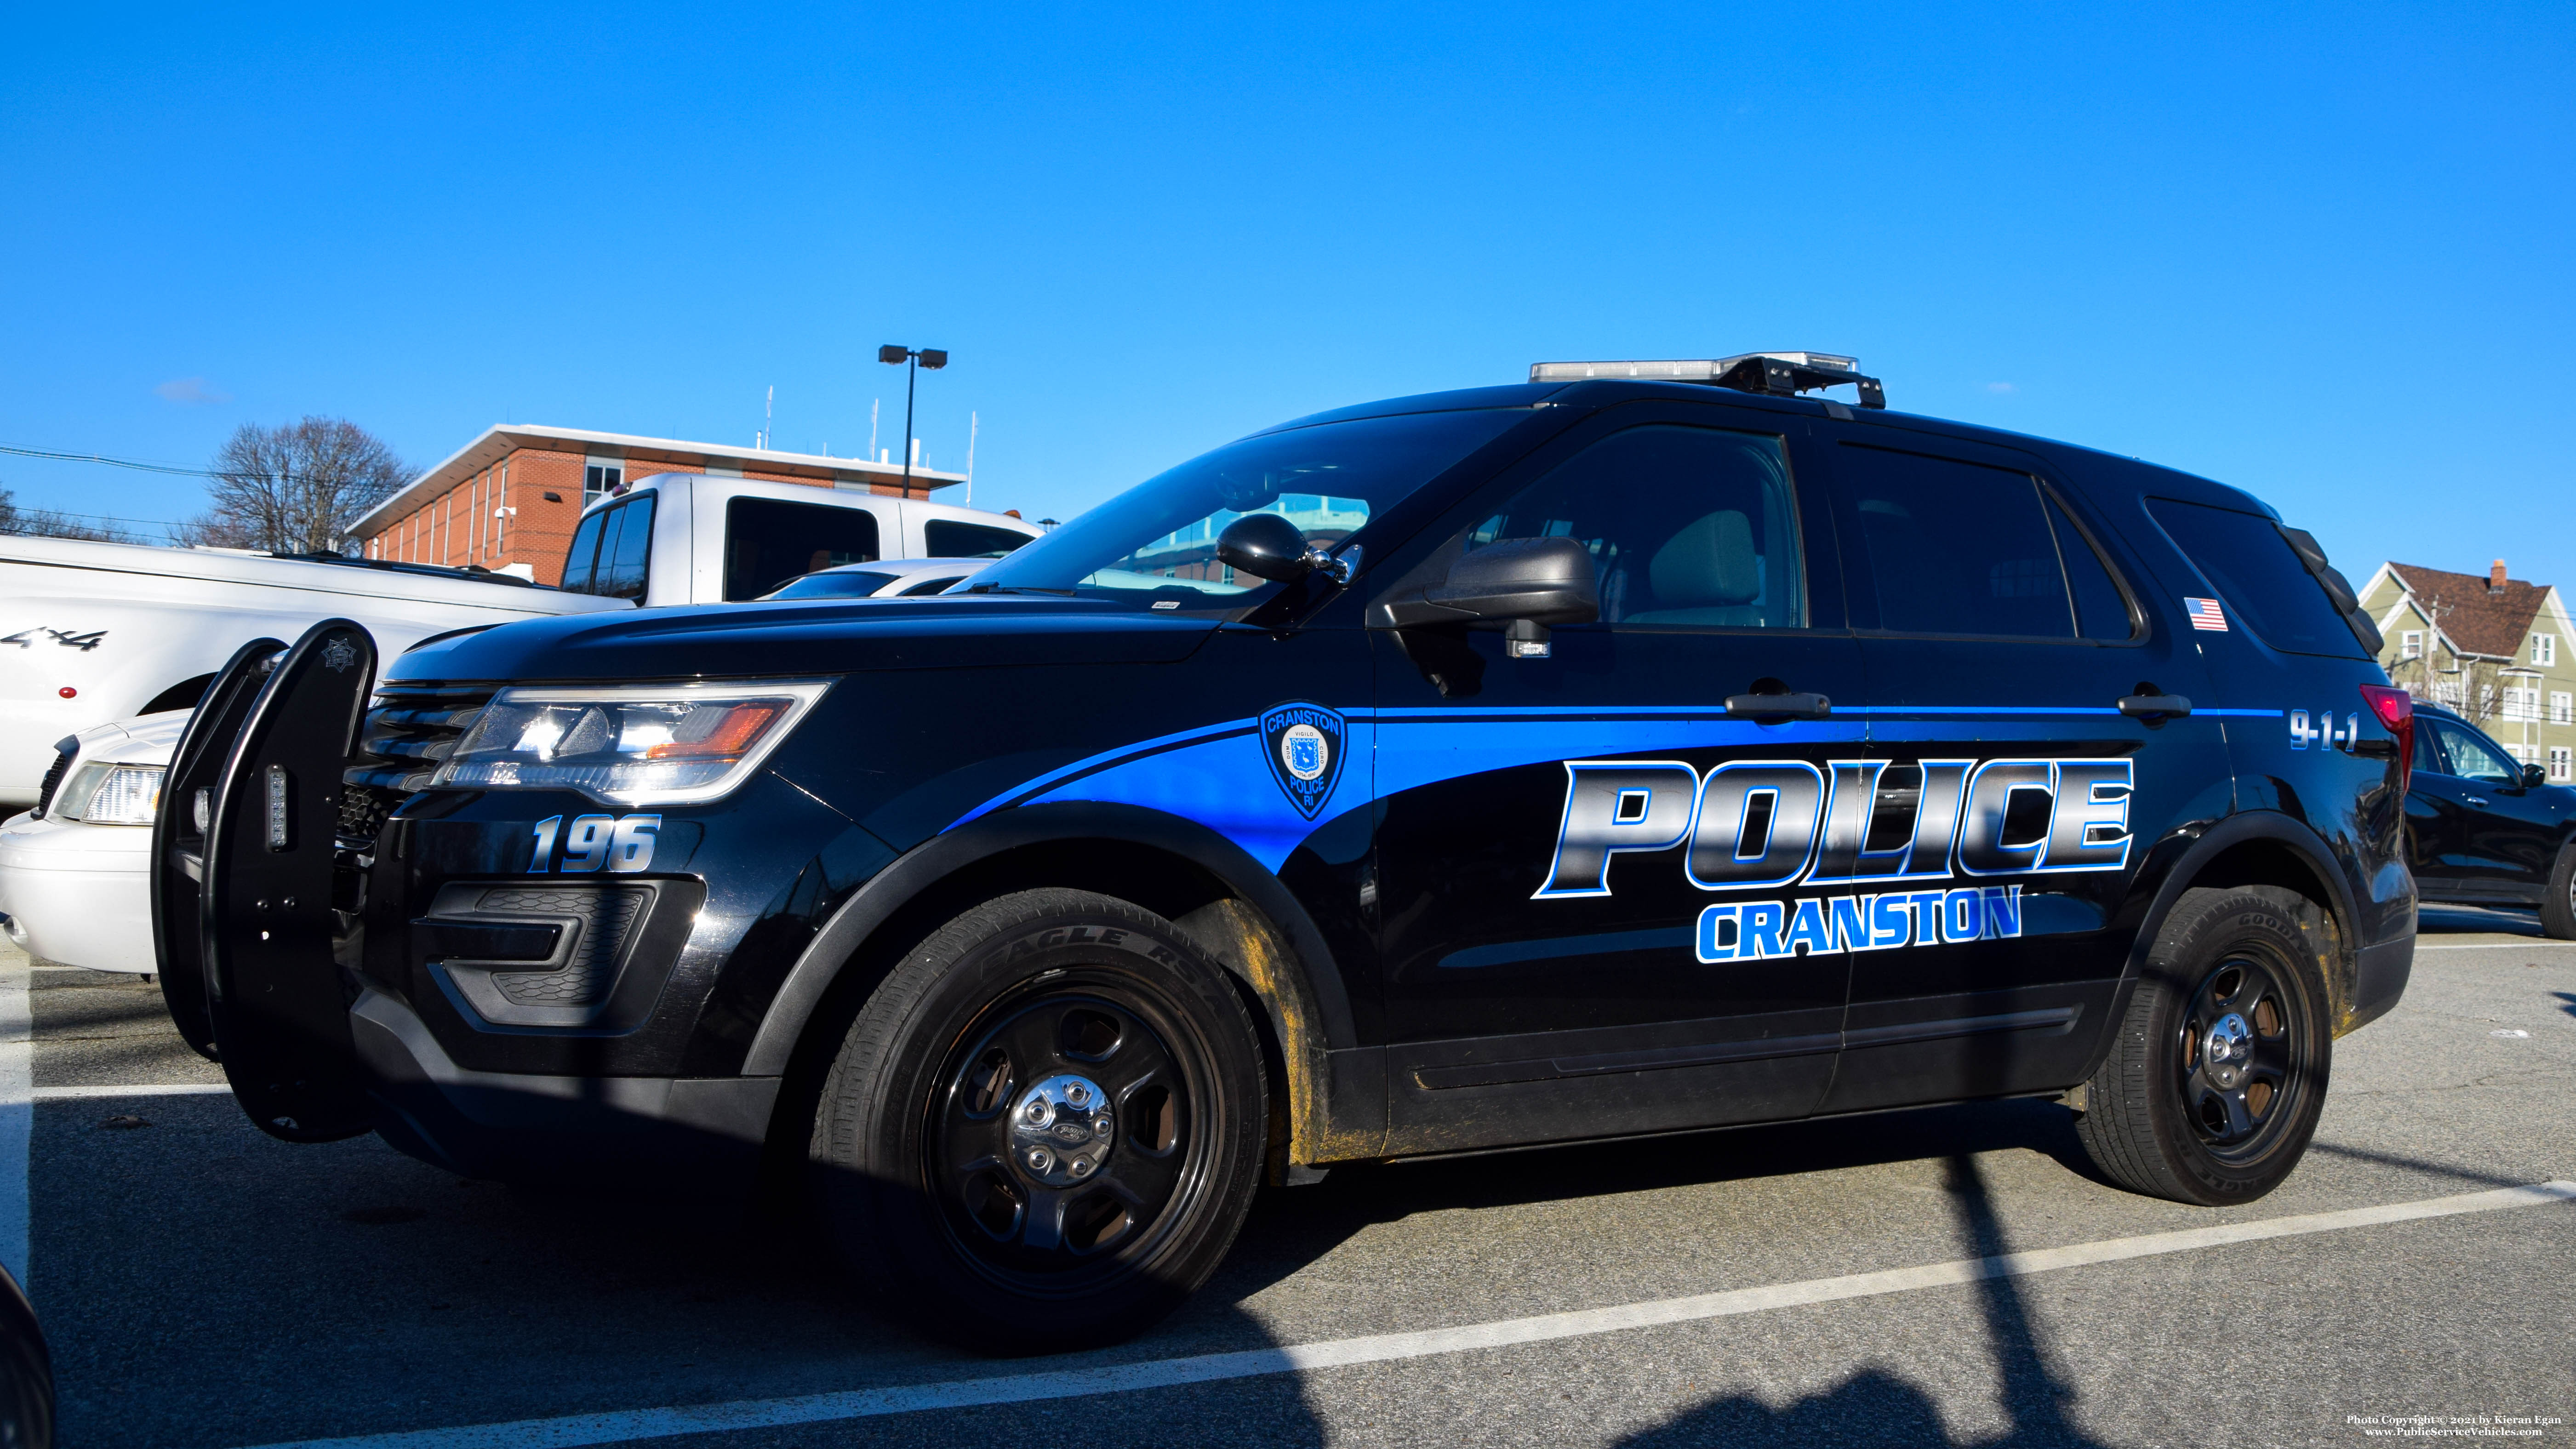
[
  {"left": 2072, "top": 807, "right": 2370, "bottom": 1084},
  {"left": 742, "top": 799, "right": 1361, "bottom": 1077}
]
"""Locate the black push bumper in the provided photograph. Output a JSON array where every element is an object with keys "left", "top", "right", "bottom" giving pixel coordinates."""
[{"left": 349, "top": 988, "right": 781, "bottom": 1185}]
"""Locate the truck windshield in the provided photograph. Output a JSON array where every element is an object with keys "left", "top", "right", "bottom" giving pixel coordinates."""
[{"left": 965, "top": 408, "right": 1531, "bottom": 607}]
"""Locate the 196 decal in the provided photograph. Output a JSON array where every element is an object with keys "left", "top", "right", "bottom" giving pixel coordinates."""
[{"left": 528, "top": 813, "right": 661, "bottom": 873}]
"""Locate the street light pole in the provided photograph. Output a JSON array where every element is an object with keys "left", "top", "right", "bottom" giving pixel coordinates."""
[{"left": 877, "top": 344, "right": 949, "bottom": 491}]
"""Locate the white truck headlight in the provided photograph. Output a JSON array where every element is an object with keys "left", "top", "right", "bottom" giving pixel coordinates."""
[
  {"left": 56, "top": 764, "right": 166, "bottom": 825},
  {"left": 434, "top": 681, "right": 831, "bottom": 806}
]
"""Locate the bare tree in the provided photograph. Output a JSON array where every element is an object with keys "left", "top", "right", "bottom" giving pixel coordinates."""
[
  {"left": 0, "top": 485, "right": 147, "bottom": 543},
  {"left": 174, "top": 418, "right": 409, "bottom": 553},
  {"left": 2384, "top": 590, "right": 2511, "bottom": 724}
]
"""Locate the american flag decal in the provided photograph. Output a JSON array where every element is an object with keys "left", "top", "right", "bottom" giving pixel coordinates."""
[{"left": 2184, "top": 597, "right": 2228, "bottom": 631}]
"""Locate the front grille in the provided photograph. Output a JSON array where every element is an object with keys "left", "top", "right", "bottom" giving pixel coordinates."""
[
  {"left": 31, "top": 739, "right": 75, "bottom": 819},
  {"left": 342, "top": 683, "right": 495, "bottom": 839}
]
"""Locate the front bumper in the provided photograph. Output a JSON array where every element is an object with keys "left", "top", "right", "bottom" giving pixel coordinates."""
[
  {"left": 350, "top": 987, "right": 781, "bottom": 1185},
  {"left": 0, "top": 810, "right": 155, "bottom": 972}
]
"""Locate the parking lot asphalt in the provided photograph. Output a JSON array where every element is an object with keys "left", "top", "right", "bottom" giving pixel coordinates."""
[{"left": 6, "top": 901, "right": 2570, "bottom": 1449}]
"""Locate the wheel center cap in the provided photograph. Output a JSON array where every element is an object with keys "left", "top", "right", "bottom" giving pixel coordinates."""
[
  {"left": 2204, "top": 1013, "right": 2252, "bottom": 1087},
  {"left": 1009, "top": 1074, "right": 1117, "bottom": 1186}
]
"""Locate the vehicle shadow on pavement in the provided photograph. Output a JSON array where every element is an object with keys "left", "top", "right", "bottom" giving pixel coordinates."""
[
  {"left": 1611, "top": 1153, "right": 2113, "bottom": 1449},
  {"left": 1218, "top": 1096, "right": 2107, "bottom": 1305}
]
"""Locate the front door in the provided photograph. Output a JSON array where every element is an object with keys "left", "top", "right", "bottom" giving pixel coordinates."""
[
  {"left": 1369, "top": 402, "right": 1863, "bottom": 1153},
  {"left": 2412, "top": 713, "right": 2565, "bottom": 900},
  {"left": 1815, "top": 430, "right": 2233, "bottom": 1112}
]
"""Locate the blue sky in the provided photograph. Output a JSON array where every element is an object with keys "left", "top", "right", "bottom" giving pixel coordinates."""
[{"left": 3, "top": 3, "right": 2569, "bottom": 580}]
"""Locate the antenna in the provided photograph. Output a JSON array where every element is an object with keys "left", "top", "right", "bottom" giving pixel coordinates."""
[
  {"left": 965, "top": 411, "right": 978, "bottom": 505},
  {"left": 869, "top": 399, "right": 880, "bottom": 462},
  {"left": 761, "top": 385, "right": 774, "bottom": 451}
]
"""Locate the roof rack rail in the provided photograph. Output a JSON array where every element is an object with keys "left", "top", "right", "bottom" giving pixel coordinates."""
[{"left": 1528, "top": 352, "right": 1885, "bottom": 410}]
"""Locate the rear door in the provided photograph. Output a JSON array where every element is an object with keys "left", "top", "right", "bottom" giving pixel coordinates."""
[
  {"left": 1370, "top": 400, "right": 1865, "bottom": 1153},
  {"left": 1818, "top": 429, "right": 2230, "bottom": 1111}
]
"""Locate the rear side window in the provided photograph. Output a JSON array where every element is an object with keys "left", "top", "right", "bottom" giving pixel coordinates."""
[
  {"left": 898, "top": 574, "right": 966, "bottom": 596},
  {"left": 1836, "top": 446, "right": 2093, "bottom": 639},
  {"left": 924, "top": 520, "right": 1033, "bottom": 559},
  {"left": 2049, "top": 497, "right": 2136, "bottom": 640},
  {"left": 725, "top": 498, "right": 881, "bottom": 601},
  {"left": 2146, "top": 498, "right": 2362, "bottom": 657}
]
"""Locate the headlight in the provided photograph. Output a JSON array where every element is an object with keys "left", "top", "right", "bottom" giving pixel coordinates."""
[
  {"left": 434, "top": 680, "right": 832, "bottom": 806},
  {"left": 56, "top": 763, "right": 165, "bottom": 825}
]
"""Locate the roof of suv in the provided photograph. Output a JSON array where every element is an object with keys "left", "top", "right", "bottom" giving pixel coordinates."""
[{"left": 1254, "top": 378, "right": 2276, "bottom": 518}]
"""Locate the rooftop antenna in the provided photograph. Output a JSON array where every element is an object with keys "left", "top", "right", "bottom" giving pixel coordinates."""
[
  {"left": 760, "top": 385, "right": 774, "bottom": 450},
  {"left": 869, "top": 399, "right": 880, "bottom": 463},
  {"left": 965, "top": 411, "right": 978, "bottom": 505}
]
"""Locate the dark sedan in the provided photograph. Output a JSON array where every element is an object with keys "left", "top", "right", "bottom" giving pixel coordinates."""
[{"left": 2405, "top": 702, "right": 2576, "bottom": 936}]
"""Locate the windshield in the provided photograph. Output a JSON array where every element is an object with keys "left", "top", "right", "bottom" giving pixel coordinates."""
[{"left": 965, "top": 408, "right": 1531, "bottom": 606}]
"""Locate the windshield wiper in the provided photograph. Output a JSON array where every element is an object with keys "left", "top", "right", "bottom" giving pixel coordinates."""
[{"left": 963, "top": 582, "right": 1078, "bottom": 596}]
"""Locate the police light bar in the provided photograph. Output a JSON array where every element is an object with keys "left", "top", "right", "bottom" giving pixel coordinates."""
[{"left": 1528, "top": 352, "right": 1886, "bottom": 410}]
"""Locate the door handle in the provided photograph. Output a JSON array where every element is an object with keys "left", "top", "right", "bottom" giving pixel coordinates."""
[
  {"left": 1725, "top": 691, "right": 1831, "bottom": 720},
  {"left": 2464, "top": 795, "right": 2488, "bottom": 806},
  {"left": 2117, "top": 693, "right": 2193, "bottom": 719}
]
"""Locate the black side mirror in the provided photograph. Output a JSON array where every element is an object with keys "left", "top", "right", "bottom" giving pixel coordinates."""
[
  {"left": 1370, "top": 537, "right": 1600, "bottom": 656},
  {"left": 2523, "top": 763, "right": 2547, "bottom": 788},
  {"left": 1215, "top": 513, "right": 1322, "bottom": 583}
]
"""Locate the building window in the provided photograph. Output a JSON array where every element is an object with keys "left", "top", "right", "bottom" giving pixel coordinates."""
[
  {"left": 2554, "top": 747, "right": 2573, "bottom": 782},
  {"left": 584, "top": 464, "right": 623, "bottom": 503},
  {"left": 2503, "top": 686, "right": 2540, "bottom": 722},
  {"left": 2554, "top": 692, "right": 2573, "bottom": 725},
  {"left": 2536, "top": 633, "right": 2558, "bottom": 667},
  {"left": 2434, "top": 680, "right": 2465, "bottom": 707},
  {"left": 2401, "top": 630, "right": 2423, "bottom": 659}
]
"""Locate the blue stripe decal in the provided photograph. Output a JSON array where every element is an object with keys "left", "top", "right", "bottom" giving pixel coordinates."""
[
  {"left": 942, "top": 701, "right": 2280, "bottom": 871},
  {"left": 1439, "top": 926, "right": 1693, "bottom": 970}
]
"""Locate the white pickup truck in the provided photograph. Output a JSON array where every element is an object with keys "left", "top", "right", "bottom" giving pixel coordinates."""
[{"left": 0, "top": 472, "right": 1041, "bottom": 807}]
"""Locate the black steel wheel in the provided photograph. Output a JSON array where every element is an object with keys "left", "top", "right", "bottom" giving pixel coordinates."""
[
  {"left": 808, "top": 889, "right": 1266, "bottom": 1351},
  {"left": 2075, "top": 886, "right": 2332, "bottom": 1205}
]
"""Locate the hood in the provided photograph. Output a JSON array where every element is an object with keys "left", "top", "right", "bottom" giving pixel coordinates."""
[
  {"left": 70, "top": 709, "right": 191, "bottom": 767},
  {"left": 383, "top": 595, "right": 1222, "bottom": 685}
]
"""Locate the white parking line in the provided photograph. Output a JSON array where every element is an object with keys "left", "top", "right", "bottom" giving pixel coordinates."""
[
  {"left": 2417, "top": 941, "right": 2563, "bottom": 950},
  {"left": 0, "top": 953, "right": 27, "bottom": 1289},
  {"left": 32, "top": 1084, "right": 231, "bottom": 1100},
  {"left": 234, "top": 1180, "right": 2576, "bottom": 1449}
]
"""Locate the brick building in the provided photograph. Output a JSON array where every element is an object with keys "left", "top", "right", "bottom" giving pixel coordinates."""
[{"left": 349, "top": 425, "right": 966, "bottom": 585}]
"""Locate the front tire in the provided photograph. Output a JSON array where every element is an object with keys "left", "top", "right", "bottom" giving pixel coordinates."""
[
  {"left": 808, "top": 889, "right": 1268, "bottom": 1351},
  {"left": 2075, "top": 886, "right": 2332, "bottom": 1205},
  {"left": 2539, "top": 845, "right": 2576, "bottom": 940}
]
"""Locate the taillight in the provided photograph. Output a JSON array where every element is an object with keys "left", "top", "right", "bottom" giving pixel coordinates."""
[{"left": 2359, "top": 684, "right": 2413, "bottom": 792}]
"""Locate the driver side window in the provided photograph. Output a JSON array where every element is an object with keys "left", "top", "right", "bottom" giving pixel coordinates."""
[
  {"left": 2428, "top": 718, "right": 2516, "bottom": 784},
  {"left": 1462, "top": 425, "right": 1805, "bottom": 629}
]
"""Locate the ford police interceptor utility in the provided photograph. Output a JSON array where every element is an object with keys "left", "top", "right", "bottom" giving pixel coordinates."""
[{"left": 152, "top": 353, "right": 2415, "bottom": 1348}]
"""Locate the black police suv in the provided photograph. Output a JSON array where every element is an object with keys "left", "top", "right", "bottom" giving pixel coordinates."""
[
  {"left": 2404, "top": 702, "right": 2576, "bottom": 935},
  {"left": 152, "top": 353, "right": 2416, "bottom": 1349}
]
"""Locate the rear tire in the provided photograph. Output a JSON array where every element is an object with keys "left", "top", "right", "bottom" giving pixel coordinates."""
[
  {"left": 808, "top": 888, "right": 1267, "bottom": 1352},
  {"left": 2539, "top": 846, "right": 2576, "bottom": 940},
  {"left": 2075, "top": 886, "right": 2331, "bottom": 1205}
]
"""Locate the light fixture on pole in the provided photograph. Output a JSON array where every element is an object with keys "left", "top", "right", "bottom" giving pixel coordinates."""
[{"left": 877, "top": 345, "right": 948, "bottom": 489}]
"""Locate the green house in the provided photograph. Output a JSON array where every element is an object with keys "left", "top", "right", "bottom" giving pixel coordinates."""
[{"left": 2357, "top": 559, "right": 2576, "bottom": 781}]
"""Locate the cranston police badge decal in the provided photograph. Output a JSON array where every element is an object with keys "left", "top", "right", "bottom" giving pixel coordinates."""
[{"left": 1259, "top": 702, "right": 1347, "bottom": 820}]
